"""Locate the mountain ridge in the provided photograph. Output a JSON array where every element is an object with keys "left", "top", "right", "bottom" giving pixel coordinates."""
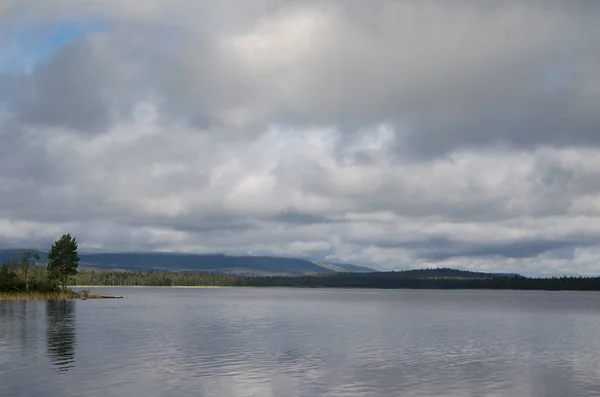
[
  {"left": 0, "top": 250, "right": 526, "bottom": 278},
  {"left": 0, "top": 249, "right": 377, "bottom": 275}
]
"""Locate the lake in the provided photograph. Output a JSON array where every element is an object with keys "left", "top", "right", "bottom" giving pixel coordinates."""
[{"left": 2, "top": 288, "right": 600, "bottom": 396}]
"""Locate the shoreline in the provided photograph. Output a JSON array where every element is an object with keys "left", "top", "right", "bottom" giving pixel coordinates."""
[
  {"left": 0, "top": 290, "right": 123, "bottom": 301},
  {"left": 68, "top": 285, "right": 600, "bottom": 293},
  {"left": 70, "top": 285, "right": 231, "bottom": 289}
]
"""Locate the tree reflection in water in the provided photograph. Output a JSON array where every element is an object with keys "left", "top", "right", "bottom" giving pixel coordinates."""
[{"left": 46, "top": 300, "right": 76, "bottom": 373}]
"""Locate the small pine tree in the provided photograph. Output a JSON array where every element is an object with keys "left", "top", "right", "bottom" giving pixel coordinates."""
[{"left": 47, "top": 234, "right": 80, "bottom": 290}]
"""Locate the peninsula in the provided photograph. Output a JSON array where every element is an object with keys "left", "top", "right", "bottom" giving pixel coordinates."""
[{"left": 0, "top": 234, "right": 120, "bottom": 301}]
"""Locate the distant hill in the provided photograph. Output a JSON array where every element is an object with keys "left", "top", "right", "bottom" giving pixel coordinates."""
[
  {"left": 0, "top": 249, "right": 46, "bottom": 265},
  {"left": 78, "top": 253, "right": 338, "bottom": 275},
  {"left": 384, "top": 268, "right": 524, "bottom": 279},
  {"left": 1, "top": 250, "right": 521, "bottom": 278},
  {"left": 0, "top": 249, "right": 375, "bottom": 275}
]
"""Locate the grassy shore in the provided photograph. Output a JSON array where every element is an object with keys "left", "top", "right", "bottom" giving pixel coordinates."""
[
  {"left": 70, "top": 285, "right": 229, "bottom": 288},
  {"left": 0, "top": 290, "right": 122, "bottom": 301}
]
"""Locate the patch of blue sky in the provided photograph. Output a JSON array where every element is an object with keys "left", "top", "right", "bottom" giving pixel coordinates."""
[{"left": 0, "top": 18, "right": 109, "bottom": 72}]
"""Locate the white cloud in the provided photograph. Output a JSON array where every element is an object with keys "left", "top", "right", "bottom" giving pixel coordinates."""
[{"left": 1, "top": 1, "right": 600, "bottom": 274}]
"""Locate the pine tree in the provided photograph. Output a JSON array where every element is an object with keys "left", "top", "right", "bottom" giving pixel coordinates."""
[{"left": 47, "top": 234, "right": 80, "bottom": 290}]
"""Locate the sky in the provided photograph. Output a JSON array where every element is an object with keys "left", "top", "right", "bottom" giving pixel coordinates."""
[{"left": 1, "top": 1, "right": 599, "bottom": 276}]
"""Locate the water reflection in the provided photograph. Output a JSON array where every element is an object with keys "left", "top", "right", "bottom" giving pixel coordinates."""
[
  {"left": 3, "top": 290, "right": 600, "bottom": 396},
  {"left": 46, "top": 300, "right": 76, "bottom": 373}
]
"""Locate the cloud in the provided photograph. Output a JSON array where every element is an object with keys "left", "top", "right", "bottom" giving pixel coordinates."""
[{"left": 1, "top": 1, "right": 600, "bottom": 274}]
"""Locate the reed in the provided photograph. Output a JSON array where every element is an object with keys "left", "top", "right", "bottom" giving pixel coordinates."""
[{"left": 0, "top": 290, "right": 120, "bottom": 301}]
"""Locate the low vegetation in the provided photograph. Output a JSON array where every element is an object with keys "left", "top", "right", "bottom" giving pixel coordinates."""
[{"left": 0, "top": 290, "right": 108, "bottom": 301}]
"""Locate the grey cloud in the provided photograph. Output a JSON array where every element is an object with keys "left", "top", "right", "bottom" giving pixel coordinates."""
[
  {"left": 10, "top": 35, "right": 155, "bottom": 133},
  {"left": 0, "top": 123, "right": 56, "bottom": 181},
  {"left": 270, "top": 208, "right": 333, "bottom": 225},
  {"left": 405, "top": 238, "right": 590, "bottom": 261},
  {"left": 4, "top": 1, "right": 600, "bottom": 148},
  {"left": 212, "top": 0, "right": 600, "bottom": 152},
  {"left": 22, "top": 40, "right": 109, "bottom": 131},
  {"left": 2, "top": 1, "right": 600, "bottom": 275}
]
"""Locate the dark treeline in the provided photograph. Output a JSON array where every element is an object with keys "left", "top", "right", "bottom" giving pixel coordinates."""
[
  {"left": 74, "top": 270, "right": 242, "bottom": 287},
  {"left": 72, "top": 268, "right": 600, "bottom": 291}
]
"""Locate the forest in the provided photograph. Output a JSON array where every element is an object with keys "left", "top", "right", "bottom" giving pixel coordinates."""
[{"left": 71, "top": 268, "right": 600, "bottom": 291}]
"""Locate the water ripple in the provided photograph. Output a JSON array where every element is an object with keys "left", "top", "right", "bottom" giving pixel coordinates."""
[{"left": 2, "top": 289, "right": 600, "bottom": 396}]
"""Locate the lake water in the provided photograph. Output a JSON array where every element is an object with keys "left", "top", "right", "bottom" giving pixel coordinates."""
[{"left": 2, "top": 288, "right": 600, "bottom": 396}]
